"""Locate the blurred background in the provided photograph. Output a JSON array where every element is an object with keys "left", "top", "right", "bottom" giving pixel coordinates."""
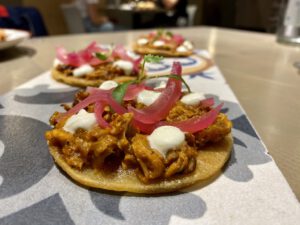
[{"left": 0, "top": 0, "right": 282, "bottom": 36}]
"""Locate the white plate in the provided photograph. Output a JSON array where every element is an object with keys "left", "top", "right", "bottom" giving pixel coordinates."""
[{"left": 0, "top": 29, "right": 30, "bottom": 50}]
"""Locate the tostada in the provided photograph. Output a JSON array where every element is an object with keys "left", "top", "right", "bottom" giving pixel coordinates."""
[
  {"left": 132, "top": 30, "right": 194, "bottom": 57},
  {"left": 52, "top": 42, "right": 142, "bottom": 87},
  {"left": 45, "top": 59, "right": 232, "bottom": 193}
]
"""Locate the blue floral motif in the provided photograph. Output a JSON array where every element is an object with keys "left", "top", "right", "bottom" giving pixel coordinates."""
[
  {"left": 146, "top": 63, "right": 170, "bottom": 72},
  {"left": 189, "top": 71, "right": 214, "bottom": 80},
  {"left": 147, "top": 57, "right": 197, "bottom": 73}
]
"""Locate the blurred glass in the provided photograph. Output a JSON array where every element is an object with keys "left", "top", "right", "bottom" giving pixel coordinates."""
[{"left": 277, "top": 0, "right": 300, "bottom": 44}]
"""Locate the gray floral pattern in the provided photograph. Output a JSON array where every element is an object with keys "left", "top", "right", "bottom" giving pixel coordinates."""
[
  {"left": 0, "top": 115, "right": 53, "bottom": 199},
  {"left": 0, "top": 194, "right": 75, "bottom": 225},
  {"left": 208, "top": 95, "right": 272, "bottom": 181},
  {"left": 89, "top": 191, "right": 206, "bottom": 225},
  {"left": 14, "top": 85, "right": 78, "bottom": 104}
]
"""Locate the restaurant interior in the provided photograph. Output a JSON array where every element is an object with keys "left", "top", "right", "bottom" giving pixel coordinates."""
[
  {"left": 0, "top": 0, "right": 281, "bottom": 35},
  {"left": 0, "top": 0, "right": 300, "bottom": 224}
]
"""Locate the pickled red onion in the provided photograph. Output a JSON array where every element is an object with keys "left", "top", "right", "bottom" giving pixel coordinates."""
[
  {"left": 56, "top": 60, "right": 222, "bottom": 134},
  {"left": 128, "top": 62, "right": 182, "bottom": 124},
  {"left": 131, "top": 119, "right": 157, "bottom": 134},
  {"left": 131, "top": 103, "right": 222, "bottom": 134},
  {"left": 106, "top": 94, "right": 127, "bottom": 115},
  {"left": 132, "top": 57, "right": 142, "bottom": 73},
  {"left": 200, "top": 98, "right": 215, "bottom": 107},
  {"left": 56, "top": 47, "right": 69, "bottom": 65},
  {"left": 112, "top": 45, "right": 132, "bottom": 61},
  {"left": 161, "top": 103, "right": 223, "bottom": 133},
  {"left": 148, "top": 31, "right": 157, "bottom": 39},
  {"left": 58, "top": 91, "right": 110, "bottom": 120},
  {"left": 171, "top": 61, "right": 182, "bottom": 75},
  {"left": 94, "top": 101, "right": 110, "bottom": 128},
  {"left": 172, "top": 34, "right": 185, "bottom": 45},
  {"left": 85, "top": 41, "right": 106, "bottom": 53},
  {"left": 112, "top": 45, "right": 142, "bottom": 73},
  {"left": 81, "top": 88, "right": 127, "bottom": 115},
  {"left": 123, "top": 83, "right": 146, "bottom": 101},
  {"left": 55, "top": 42, "right": 133, "bottom": 68}
]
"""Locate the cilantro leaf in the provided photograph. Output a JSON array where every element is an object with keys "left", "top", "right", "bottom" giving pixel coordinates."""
[
  {"left": 95, "top": 52, "right": 108, "bottom": 61},
  {"left": 157, "top": 28, "right": 164, "bottom": 37},
  {"left": 138, "top": 54, "right": 164, "bottom": 81},
  {"left": 112, "top": 81, "right": 135, "bottom": 104},
  {"left": 166, "top": 31, "right": 173, "bottom": 37}
]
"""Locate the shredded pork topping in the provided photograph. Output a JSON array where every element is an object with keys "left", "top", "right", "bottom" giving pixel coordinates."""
[
  {"left": 46, "top": 88, "right": 231, "bottom": 183},
  {"left": 56, "top": 63, "right": 134, "bottom": 80},
  {"left": 167, "top": 101, "right": 209, "bottom": 122},
  {"left": 136, "top": 32, "right": 192, "bottom": 53}
]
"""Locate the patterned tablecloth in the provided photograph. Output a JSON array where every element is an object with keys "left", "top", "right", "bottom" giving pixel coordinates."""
[{"left": 0, "top": 51, "right": 299, "bottom": 225}]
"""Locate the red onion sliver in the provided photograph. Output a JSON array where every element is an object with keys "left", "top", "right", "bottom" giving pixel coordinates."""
[
  {"left": 94, "top": 101, "right": 110, "bottom": 128},
  {"left": 160, "top": 103, "right": 223, "bottom": 133},
  {"left": 128, "top": 62, "right": 182, "bottom": 124},
  {"left": 200, "top": 98, "right": 215, "bottom": 107}
]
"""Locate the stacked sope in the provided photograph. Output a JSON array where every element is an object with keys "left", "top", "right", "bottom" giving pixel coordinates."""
[
  {"left": 45, "top": 58, "right": 233, "bottom": 194},
  {"left": 52, "top": 42, "right": 142, "bottom": 87}
]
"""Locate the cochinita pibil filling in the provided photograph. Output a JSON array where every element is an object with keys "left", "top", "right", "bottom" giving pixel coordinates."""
[
  {"left": 136, "top": 30, "right": 194, "bottom": 53},
  {"left": 54, "top": 42, "right": 141, "bottom": 80},
  {"left": 45, "top": 62, "right": 231, "bottom": 183}
]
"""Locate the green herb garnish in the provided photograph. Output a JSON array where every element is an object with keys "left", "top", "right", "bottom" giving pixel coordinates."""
[
  {"left": 139, "top": 54, "right": 190, "bottom": 92},
  {"left": 112, "top": 55, "right": 163, "bottom": 103},
  {"left": 112, "top": 80, "right": 135, "bottom": 104},
  {"left": 146, "top": 74, "right": 191, "bottom": 93},
  {"left": 111, "top": 54, "right": 191, "bottom": 104},
  {"left": 166, "top": 31, "right": 173, "bottom": 37},
  {"left": 157, "top": 28, "right": 164, "bottom": 37},
  {"left": 139, "top": 54, "right": 164, "bottom": 81},
  {"left": 95, "top": 52, "right": 108, "bottom": 61}
]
